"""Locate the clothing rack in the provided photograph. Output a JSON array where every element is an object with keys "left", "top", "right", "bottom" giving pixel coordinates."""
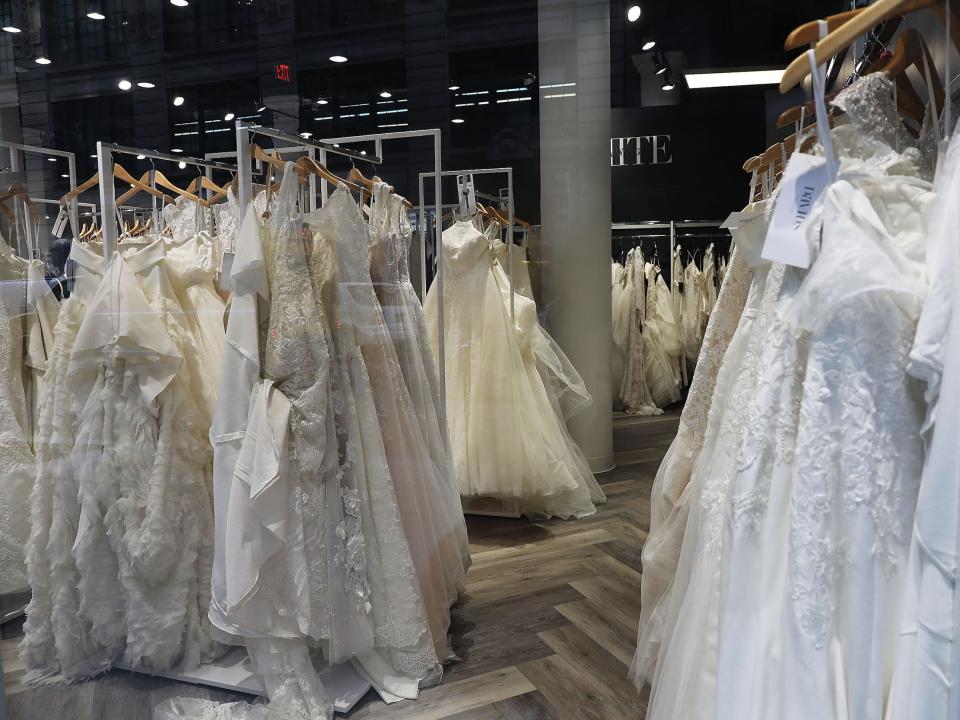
[
  {"left": 0, "top": 142, "right": 80, "bottom": 256},
  {"left": 95, "top": 143, "right": 239, "bottom": 260},
  {"left": 419, "top": 168, "right": 520, "bottom": 519},
  {"left": 613, "top": 221, "right": 730, "bottom": 288}
]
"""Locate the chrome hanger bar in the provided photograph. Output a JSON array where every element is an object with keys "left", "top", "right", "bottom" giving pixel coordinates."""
[
  {"left": 237, "top": 122, "right": 379, "bottom": 163},
  {"left": 99, "top": 143, "right": 239, "bottom": 172}
]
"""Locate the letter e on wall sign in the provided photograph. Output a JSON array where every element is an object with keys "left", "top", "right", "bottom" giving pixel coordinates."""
[{"left": 275, "top": 64, "right": 293, "bottom": 82}]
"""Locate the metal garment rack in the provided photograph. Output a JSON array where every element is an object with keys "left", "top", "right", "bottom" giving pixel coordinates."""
[
  {"left": 0, "top": 142, "right": 80, "bottom": 254},
  {"left": 232, "top": 123, "right": 446, "bottom": 447},
  {"left": 419, "top": 168, "right": 519, "bottom": 518},
  {"left": 27, "top": 198, "right": 97, "bottom": 257},
  {"left": 612, "top": 220, "right": 729, "bottom": 286},
  {"left": 95, "top": 143, "right": 239, "bottom": 260}
]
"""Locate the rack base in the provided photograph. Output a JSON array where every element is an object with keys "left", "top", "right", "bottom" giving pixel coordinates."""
[{"left": 118, "top": 648, "right": 372, "bottom": 713}]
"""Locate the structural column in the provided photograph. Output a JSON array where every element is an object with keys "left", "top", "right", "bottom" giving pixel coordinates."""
[{"left": 538, "top": 0, "right": 614, "bottom": 472}]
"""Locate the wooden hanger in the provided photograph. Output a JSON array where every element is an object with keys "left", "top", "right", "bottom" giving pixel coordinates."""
[
  {"left": 348, "top": 166, "right": 414, "bottom": 209},
  {"left": 780, "top": 0, "right": 953, "bottom": 92},
  {"left": 185, "top": 174, "right": 227, "bottom": 201},
  {"left": 784, "top": 9, "right": 865, "bottom": 50},
  {"left": 116, "top": 169, "right": 209, "bottom": 208},
  {"left": 879, "top": 29, "right": 944, "bottom": 117},
  {"left": 293, "top": 154, "right": 368, "bottom": 197},
  {"left": 0, "top": 183, "right": 40, "bottom": 221},
  {"left": 60, "top": 163, "right": 175, "bottom": 206}
]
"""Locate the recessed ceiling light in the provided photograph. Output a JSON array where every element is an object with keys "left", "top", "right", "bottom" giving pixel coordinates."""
[
  {"left": 449, "top": 85, "right": 460, "bottom": 91},
  {"left": 360, "top": 150, "right": 367, "bottom": 155},
  {"left": 60, "top": 173, "right": 69, "bottom": 178},
  {"left": 170, "top": 0, "right": 189, "bottom": 6},
  {"left": 89, "top": 154, "right": 97, "bottom": 158},
  {"left": 642, "top": 40, "right": 656, "bottom": 51},
  {"left": 300, "top": 131, "right": 313, "bottom": 138},
  {"left": 118, "top": 79, "right": 132, "bottom": 90},
  {"left": 35, "top": 57, "right": 52, "bottom": 65},
  {"left": 2, "top": 26, "right": 21, "bottom": 33},
  {"left": 684, "top": 69, "right": 785, "bottom": 89},
  {"left": 87, "top": 11, "right": 106, "bottom": 20},
  {"left": 171, "top": 148, "right": 183, "bottom": 153},
  {"left": 223, "top": 112, "right": 235, "bottom": 121},
  {"left": 627, "top": 5, "right": 642, "bottom": 22},
  {"left": 452, "top": 118, "right": 465, "bottom": 124},
  {"left": 136, "top": 154, "right": 146, "bottom": 160},
  {"left": 47, "top": 158, "right": 56, "bottom": 162},
  {"left": 136, "top": 81, "right": 155, "bottom": 89},
  {"left": 379, "top": 90, "right": 392, "bottom": 98},
  {"left": 316, "top": 99, "right": 328, "bottom": 105},
  {"left": 172, "top": 95, "right": 184, "bottom": 106},
  {"left": 178, "top": 161, "right": 186, "bottom": 169},
  {"left": 329, "top": 55, "right": 348, "bottom": 63}
]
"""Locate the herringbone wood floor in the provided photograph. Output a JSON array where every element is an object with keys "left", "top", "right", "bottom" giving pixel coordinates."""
[{"left": 2, "top": 410, "right": 679, "bottom": 719}]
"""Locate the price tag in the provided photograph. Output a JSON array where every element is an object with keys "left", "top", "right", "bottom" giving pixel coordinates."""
[
  {"left": 52, "top": 206, "right": 69, "bottom": 238},
  {"left": 761, "top": 152, "right": 833, "bottom": 269},
  {"left": 456, "top": 174, "right": 476, "bottom": 216},
  {"left": 720, "top": 208, "right": 765, "bottom": 230}
]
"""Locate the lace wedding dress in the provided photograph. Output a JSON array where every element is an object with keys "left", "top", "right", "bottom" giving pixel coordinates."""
[
  {"left": 610, "top": 261, "right": 628, "bottom": 404},
  {"left": 631, "top": 244, "right": 751, "bottom": 682},
  {"left": 643, "top": 73, "right": 934, "bottom": 720},
  {"left": 425, "top": 219, "right": 605, "bottom": 519}
]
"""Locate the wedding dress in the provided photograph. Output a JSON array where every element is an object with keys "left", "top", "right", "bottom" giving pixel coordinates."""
[
  {"left": 610, "top": 261, "right": 628, "bottom": 404},
  {"left": 642, "top": 263, "right": 682, "bottom": 408},
  {"left": 886, "top": 105, "right": 960, "bottom": 720},
  {"left": 620, "top": 252, "right": 660, "bottom": 416},
  {"left": 0, "top": 240, "right": 58, "bottom": 596},
  {"left": 424, "top": 218, "right": 605, "bottom": 519},
  {"left": 362, "top": 181, "right": 471, "bottom": 663},
  {"left": 643, "top": 73, "right": 934, "bottom": 720},
  {"left": 632, "top": 244, "right": 751, "bottom": 681},
  {"left": 21, "top": 240, "right": 113, "bottom": 681},
  {"left": 681, "top": 260, "right": 704, "bottom": 369}
]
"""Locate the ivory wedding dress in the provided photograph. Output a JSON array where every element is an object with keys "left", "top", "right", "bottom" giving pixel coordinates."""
[
  {"left": 632, "top": 244, "right": 751, "bottom": 681},
  {"left": 620, "top": 252, "right": 661, "bottom": 416},
  {"left": 610, "top": 261, "right": 628, "bottom": 404},
  {"left": 425, "top": 219, "right": 605, "bottom": 519},
  {"left": 642, "top": 263, "right": 682, "bottom": 408}
]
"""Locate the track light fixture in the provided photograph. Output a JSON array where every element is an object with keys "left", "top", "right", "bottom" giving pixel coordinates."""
[
  {"left": 661, "top": 72, "right": 676, "bottom": 91},
  {"left": 653, "top": 51, "right": 668, "bottom": 75},
  {"left": 627, "top": 5, "right": 642, "bottom": 22},
  {"left": 642, "top": 40, "right": 656, "bottom": 51}
]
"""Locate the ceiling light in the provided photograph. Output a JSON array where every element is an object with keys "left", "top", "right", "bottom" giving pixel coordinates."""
[
  {"left": 449, "top": 85, "right": 460, "bottom": 91},
  {"left": 118, "top": 79, "right": 132, "bottom": 90},
  {"left": 360, "top": 150, "right": 367, "bottom": 155},
  {"left": 642, "top": 40, "right": 656, "bottom": 51},
  {"left": 136, "top": 154, "right": 146, "bottom": 160},
  {"left": 300, "top": 131, "right": 312, "bottom": 138},
  {"left": 379, "top": 91, "right": 392, "bottom": 98},
  {"left": 661, "top": 73, "right": 676, "bottom": 91},
  {"left": 137, "top": 81, "right": 155, "bottom": 89},
  {"left": 329, "top": 55, "right": 348, "bottom": 63},
  {"left": 171, "top": 148, "right": 182, "bottom": 153},
  {"left": 653, "top": 51, "right": 668, "bottom": 75},
  {"left": 170, "top": 0, "right": 189, "bottom": 6},
  {"left": 86, "top": 11, "right": 106, "bottom": 20},
  {"left": 452, "top": 118, "right": 465, "bottom": 124},
  {"left": 178, "top": 161, "right": 186, "bottom": 169},
  {"left": 316, "top": 98, "right": 328, "bottom": 105},
  {"left": 35, "top": 57, "right": 52, "bottom": 65},
  {"left": 684, "top": 69, "right": 785, "bottom": 89},
  {"left": 60, "top": 173, "right": 69, "bottom": 178},
  {"left": 47, "top": 158, "right": 56, "bottom": 162},
  {"left": 172, "top": 95, "right": 184, "bottom": 106},
  {"left": 627, "top": 5, "right": 642, "bottom": 22},
  {"left": 256, "top": 101, "right": 267, "bottom": 111},
  {"left": 90, "top": 154, "right": 97, "bottom": 158},
  {"left": 223, "top": 112, "right": 235, "bottom": 121},
  {"left": 2, "top": 26, "right": 20, "bottom": 33}
]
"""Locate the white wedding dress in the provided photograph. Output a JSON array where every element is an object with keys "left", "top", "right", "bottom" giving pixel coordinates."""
[
  {"left": 425, "top": 219, "right": 605, "bottom": 519},
  {"left": 620, "top": 252, "right": 661, "bottom": 416},
  {"left": 610, "top": 261, "right": 628, "bottom": 404},
  {"left": 642, "top": 263, "right": 682, "bottom": 408},
  {"left": 643, "top": 73, "right": 935, "bottom": 720},
  {"left": 632, "top": 244, "right": 751, "bottom": 682}
]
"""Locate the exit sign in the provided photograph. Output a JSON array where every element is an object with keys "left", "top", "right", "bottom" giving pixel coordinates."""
[{"left": 275, "top": 64, "right": 292, "bottom": 82}]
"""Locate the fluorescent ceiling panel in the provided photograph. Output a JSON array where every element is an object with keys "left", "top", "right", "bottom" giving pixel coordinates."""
[{"left": 684, "top": 69, "right": 784, "bottom": 89}]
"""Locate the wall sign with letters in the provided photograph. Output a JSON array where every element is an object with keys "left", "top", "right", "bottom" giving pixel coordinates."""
[{"left": 610, "top": 135, "right": 673, "bottom": 167}]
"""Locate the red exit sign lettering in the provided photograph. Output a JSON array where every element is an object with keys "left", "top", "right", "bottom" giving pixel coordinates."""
[{"left": 275, "top": 64, "right": 292, "bottom": 82}]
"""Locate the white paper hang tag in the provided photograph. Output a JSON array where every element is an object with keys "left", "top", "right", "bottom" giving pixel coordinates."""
[
  {"left": 52, "top": 206, "right": 69, "bottom": 238},
  {"left": 457, "top": 174, "right": 477, "bottom": 216},
  {"left": 720, "top": 208, "right": 765, "bottom": 230},
  {"left": 761, "top": 152, "right": 833, "bottom": 269}
]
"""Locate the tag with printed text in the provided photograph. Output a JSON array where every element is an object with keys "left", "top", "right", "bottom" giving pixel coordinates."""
[{"left": 761, "top": 152, "right": 833, "bottom": 269}]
